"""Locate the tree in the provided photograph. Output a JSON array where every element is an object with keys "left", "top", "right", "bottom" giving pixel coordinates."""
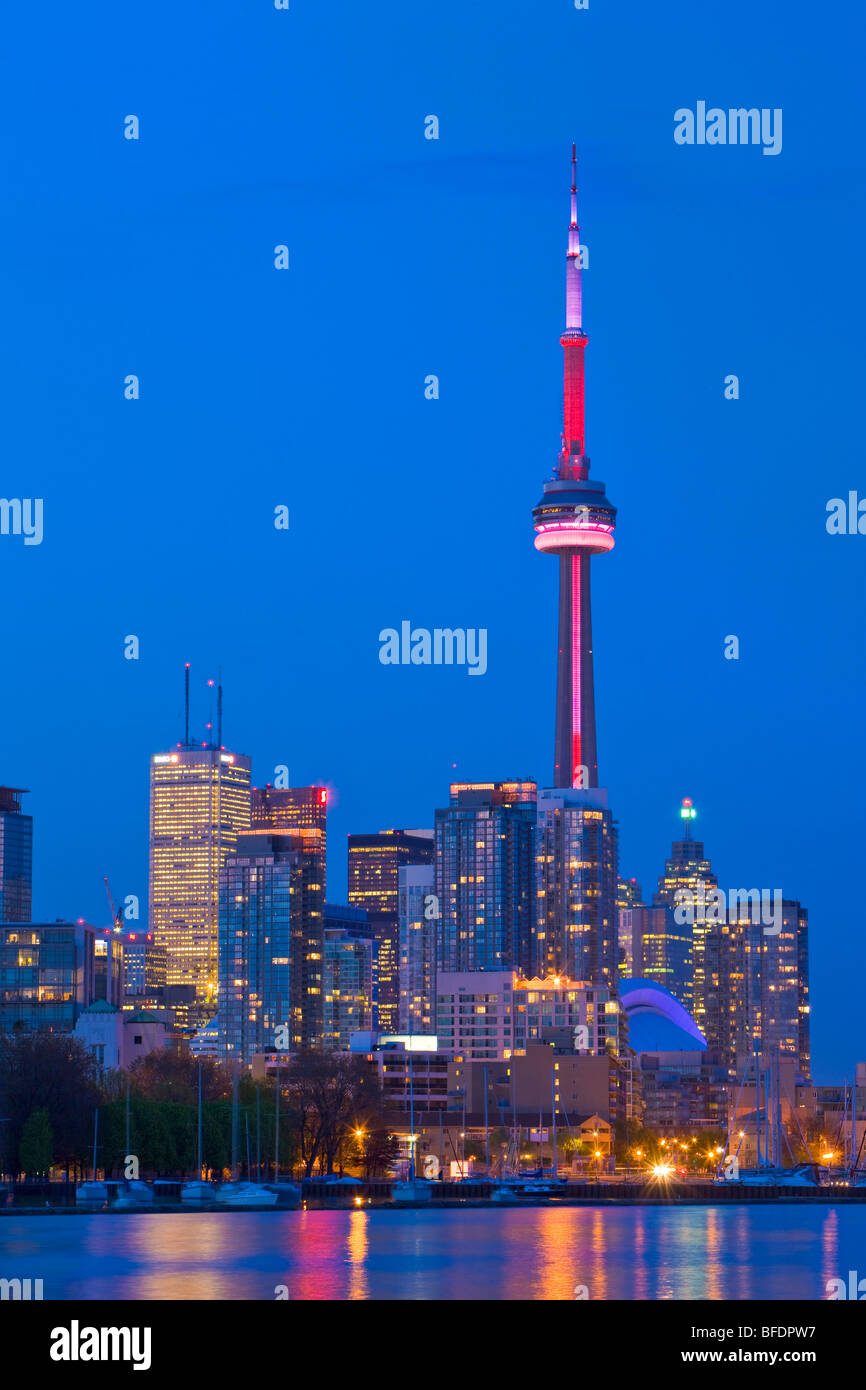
[
  {"left": 358, "top": 1128, "right": 401, "bottom": 1179},
  {"left": 0, "top": 1033, "right": 101, "bottom": 1178},
  {"left": 286, "top": 1051, "right": 376, "bottom": 1177},
  {"left": 127, "top": 1051, "right": 229, "bottom": 1105},
  {"left": 613, "top": 1118, "right": 662, "bottom": 1165},
  {"left": 19, "top": 1107, "right": 53, "bottom": 1178}
]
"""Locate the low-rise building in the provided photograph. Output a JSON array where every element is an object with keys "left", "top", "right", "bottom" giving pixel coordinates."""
[{"left": 73, "top": 1001, "right": 167, "bottom": 1069}]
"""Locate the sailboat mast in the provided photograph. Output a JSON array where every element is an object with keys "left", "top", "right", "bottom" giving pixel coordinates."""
[
  {"left": 551, "top": 1065, "right": 557, "bottom": 1179},
  {"left": 852, "top": 1071, "right": 857, "bottom": 1177},
  {"left": 231, "top": 1066, "right": 239, "bottom": 1181},
  {"left": 408, "top": 1049, "right": 415, "bottom": 1181},
  {"left": 274, "top": 1063, "right": 280, "bottom": 1181},
  {"left": 754, "top": 1042, "right": 761, "bottom": 1168},
  {"left": 483, "top": 1064, "right": 490, "bottom": 1176},
  {"left": 197, "top": 1063, "right": 203, "bottom": 1178}
]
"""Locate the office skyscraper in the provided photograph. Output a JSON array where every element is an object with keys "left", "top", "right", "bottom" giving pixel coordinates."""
[
  {"left": 652, "top": 800, "right": 717, "bottom": 1040},
  {"left": 621, "top": 904, "right": 692, "bottom": 1009},
  {"left": 532, "top": 147, "right": 616, "bottom": 790},
  {"left": 252, "top": 784, "right": 328, "bottom": 831},
  {"left": 348, "top": 828, "right": 434, "bottom": 1032},
  {"left": 323, "top": 925, "right": 375, "bottom": 1050},
  {"left": 149, "top": 669, "right": 251, "bottom": 1006},
  {"left": 252, "top": 784, "right": 328, "bottom": 890},
  {"left": 113, "top": 928, "right": 167, "bottom": 997},
  {"left": 617, "top": 877, "right": 644, "bottom": 975},
  {"left": 398, "top": 863, "right": 436, "bottom": 1034},
  {"left": 652, "top": 802, "right": 809, "bottom": 1078},
  {"left": 0, "top": 922, "right": 121, "bottom": 1033},
  {"left": 435, "top": 781, "right": 537, "bottom": 975},
  {"left": 0, "top": 786, "right": 32, "bottom": 923},
  {"left": 728, "top": 897, "right": 810, "bottom": 1081},
  {"left": 324, "top": 901, "right": 377, "bottom": 1040}
]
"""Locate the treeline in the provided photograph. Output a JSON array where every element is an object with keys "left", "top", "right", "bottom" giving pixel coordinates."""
[{"left": 0, "top": 1035, "right": 400, "bottom": 1181}]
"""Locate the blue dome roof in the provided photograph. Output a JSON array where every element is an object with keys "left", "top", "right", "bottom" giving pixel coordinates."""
[{"left": 619, "top": 978, "right": 707, "bottom": 1048}]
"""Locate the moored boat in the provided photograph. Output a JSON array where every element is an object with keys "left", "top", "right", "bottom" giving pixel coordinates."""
[
  {"left": 112, "top": 1180, "right": 154, "bottom": 1209},
  {"left": 76, "top": 1180, "right": 109, "bottom": 1207},
  {"left": 181, "top": 1179, "right": 215, "bottom": 1205},
  {"left": 391, "top": 1178, "right": 433, "bottom": 1203},
  {"left": 214, "top": 1181, "right": 278, "bottom": 1207}
]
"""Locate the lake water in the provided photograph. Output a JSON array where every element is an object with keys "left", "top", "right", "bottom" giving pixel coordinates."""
[{"left": 1, "top": 1205, "right": 861, "bottom": 1300}]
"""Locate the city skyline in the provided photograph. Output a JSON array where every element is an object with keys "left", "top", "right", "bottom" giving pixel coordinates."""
[
  {"left": 0, "top": 0, "right": 860, "bottom": 1328},
  {"left": 2, "top": 14, "right": 860, "bottom": 1084}
]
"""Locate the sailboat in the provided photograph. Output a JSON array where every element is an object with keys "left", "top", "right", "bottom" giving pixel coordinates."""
[
  {"left": 717, "top": 1049, "right": 818, "bottom": 1187},
  {"left": 182, "top": 1063, "right": 215, "bottom": 1205},
  {"left": 113, "top": 1079, "right": 154, "bottom": 1208},
  {"left": 214, "top": 1069, "right": 277, "bottom": 1206},
  {"left": 392, "top": 1044, "right": 432, "bottom": 1203},
  {"left": 262, "top": 1059, "right": 301, "bottom": 1207},
  {"left": 842, "top": 1075, "right": 866, "bottom": 1187},
  {"left": 77, "top": 1109, "right": 109, "bottom": 1207}
]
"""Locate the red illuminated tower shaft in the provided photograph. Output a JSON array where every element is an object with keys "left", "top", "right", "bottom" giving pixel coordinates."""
[{"left": 532, "top": 146, "right": 616, "bottom": 789}]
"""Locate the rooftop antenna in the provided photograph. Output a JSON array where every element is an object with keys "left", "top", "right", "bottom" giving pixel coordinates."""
[
  {"left": 206, "top": 678, "right": 215, "bottom": 746},
  {"left": 218, "top": 667, "right": 223, "bottom": 748},
  {"left": 184, "top": 663, "right": 191, "bottom": 746}
]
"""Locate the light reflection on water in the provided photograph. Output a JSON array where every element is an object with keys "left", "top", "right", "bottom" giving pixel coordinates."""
[{"left": 0, "top": 1205, "right": 853, "bottom": 1300}]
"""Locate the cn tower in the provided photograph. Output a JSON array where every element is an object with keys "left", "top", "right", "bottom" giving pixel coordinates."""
[{"left": 533, "top": 146, "right": 616, "bottom": 789}]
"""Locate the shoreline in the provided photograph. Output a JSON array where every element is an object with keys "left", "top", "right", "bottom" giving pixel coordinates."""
[{"left": 3, "top": 1193, "right": 866, "bottom": 1215}]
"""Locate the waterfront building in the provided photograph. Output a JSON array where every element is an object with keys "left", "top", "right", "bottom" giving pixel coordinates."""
[
  {"left": 0, "top": 786, "right": 32, "bottom": 923},
  {"left": 362, "top": 1035, "right": 451, "bottom": 1114},
  {"left": 638, "top": 1050, "right": 730, "bottom": 1134},
  {"left": 435, "top": 969, "right": 627, "bottom": 1062},
  {"left": 451, "top": 1047, "right": 628, "bottom": 1130},
  {"left": 435, "top": 782, "right": 537, "bottom": 975}
]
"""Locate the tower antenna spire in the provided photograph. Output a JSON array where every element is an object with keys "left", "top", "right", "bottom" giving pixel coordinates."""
[
  {"left": 184, "top": 663, "right": 190, "bottom": 746},
  {"left": 218, "top": 667, "right": 223, "bottom": 748},
  {"left": 565, "top": 141, "right": 583, "bottom": 342}
]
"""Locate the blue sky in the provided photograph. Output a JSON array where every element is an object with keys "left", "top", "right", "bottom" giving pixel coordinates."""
[{"left": 1, "top": 0, "right": 863, "bottom": 1080}]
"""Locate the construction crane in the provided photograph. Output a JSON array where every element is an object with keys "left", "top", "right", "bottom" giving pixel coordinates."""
[{"left": 103, "top": 876, "right": 124, "bottom": 933}]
